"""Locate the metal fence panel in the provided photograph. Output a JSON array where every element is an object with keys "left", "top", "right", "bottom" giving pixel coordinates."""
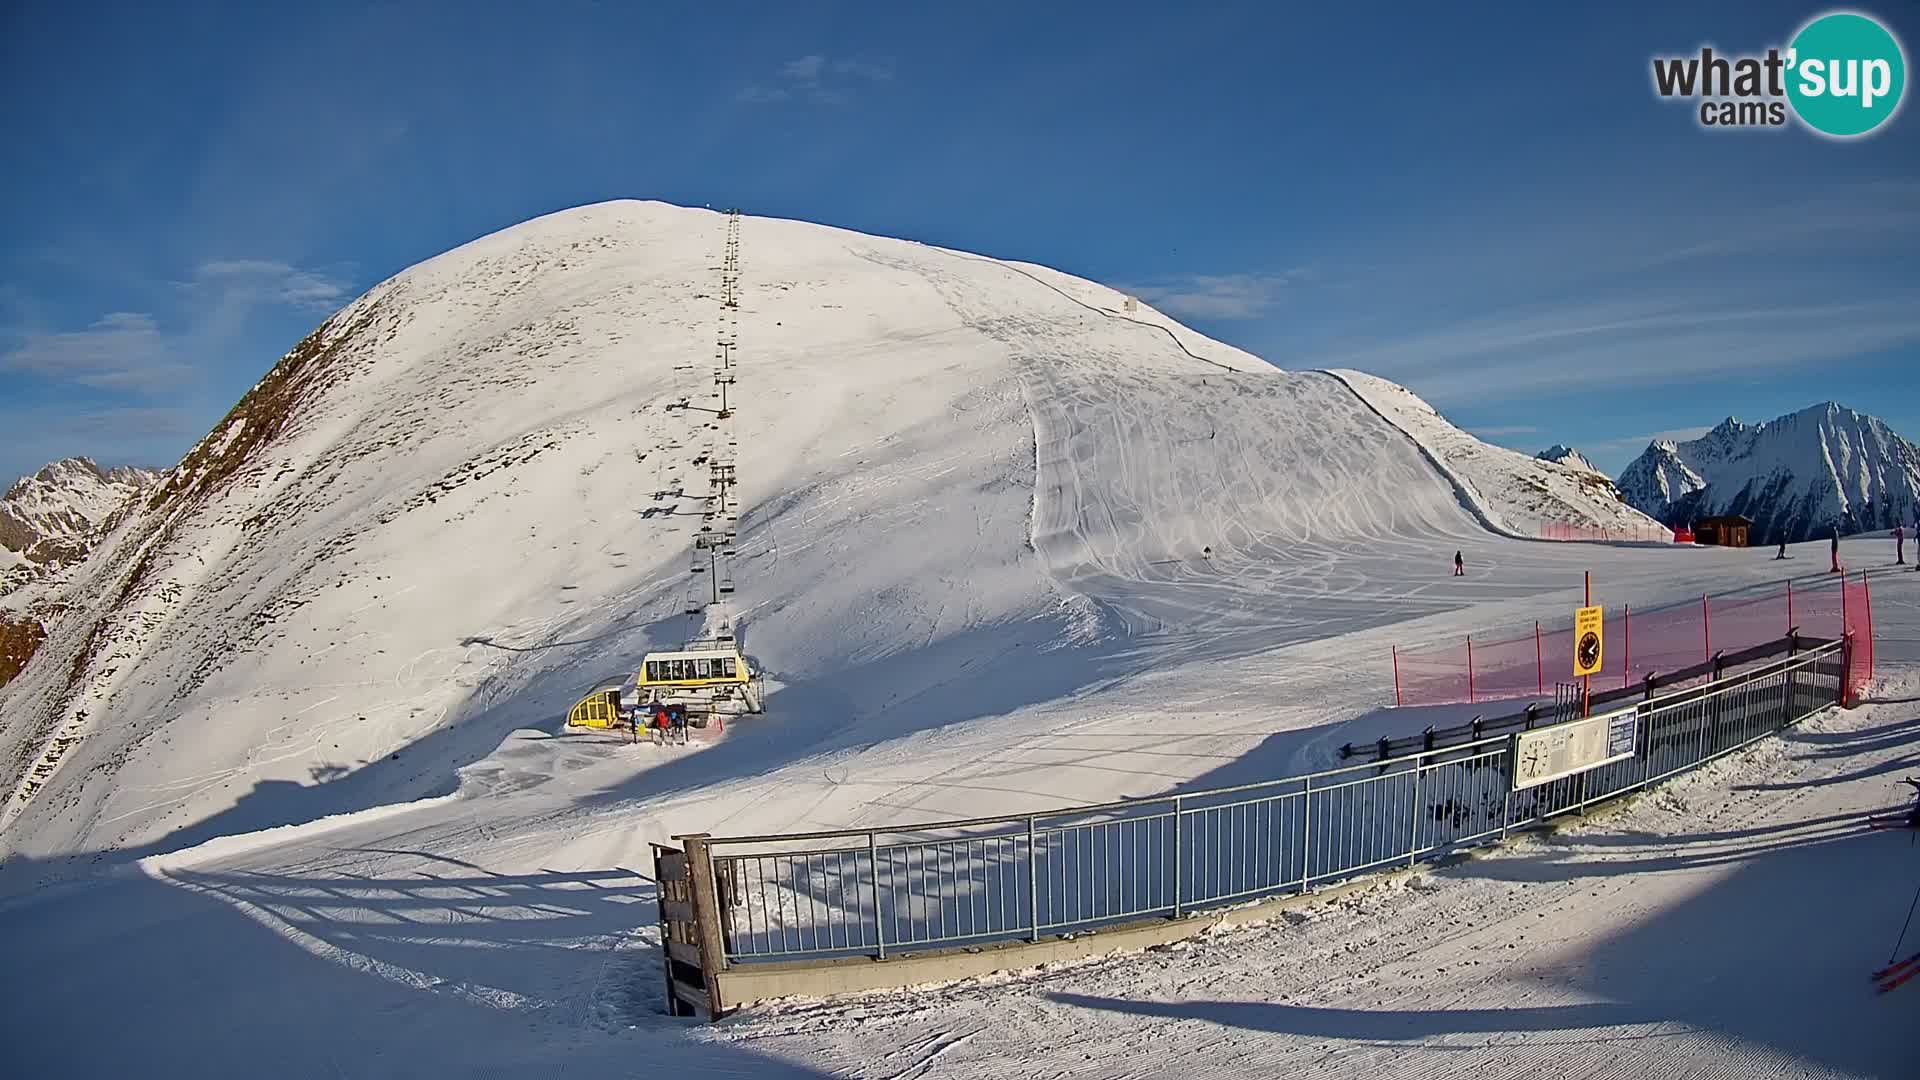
[{"left": 708, "top": 641, "right": 1846, "bottom": 965}]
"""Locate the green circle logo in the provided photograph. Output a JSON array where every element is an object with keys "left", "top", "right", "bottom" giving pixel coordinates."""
[{"left": 1787, "top": 11, "right": 1907, "bottom": 137}]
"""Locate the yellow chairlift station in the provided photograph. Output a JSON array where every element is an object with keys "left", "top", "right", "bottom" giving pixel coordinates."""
[
  {"left": 637, "top": 643, "right": 762, "bottom": 719},
  {"left": 639, "top": 646, "right": 752, "bottom": 692},
  {"left": 566, "top": 682, "right": 627, "bottom": 730},
  {"left": 564, "top": 644, "right": 761, "bottom": 731}
]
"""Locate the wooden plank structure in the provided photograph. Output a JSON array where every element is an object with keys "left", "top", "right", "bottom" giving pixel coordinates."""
[
  {"left": 1692, "top": 515, "right": 1753, "bottom": 548},
  {"left": 652, "top": 838, "right": 732, "bottom": 1020},
  {"left": 648, "top": 834, "right": 729, "bottom": 1014}
]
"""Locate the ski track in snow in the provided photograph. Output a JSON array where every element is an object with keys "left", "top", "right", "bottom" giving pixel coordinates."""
[{"left": 0, "top": 201, "right": 1912, "bottom": 1078}]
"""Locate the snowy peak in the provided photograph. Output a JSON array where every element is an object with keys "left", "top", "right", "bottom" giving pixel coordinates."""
[
  {"left": 1617, "top": 441, "right": 1706, "bottom": 511},
  {"left": 0, "top": 457, "right": 162, "bottom": 583},
  {"left": 1536, "top": 445, "right": 1601, "bottom": 475},
  {"left": 0, "top": 197, "right": 1667, "bottom": 861},
  {"left": 1618, "top": 402, "right": 1920, "bottom": 543},
  {"left": 0, "top": 199, "right": 1317, "bottom": 852}
]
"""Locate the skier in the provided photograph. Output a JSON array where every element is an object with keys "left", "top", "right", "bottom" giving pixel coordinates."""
[
  {"left": 1831, "top": 527, "right": 1841, "bottom": 573},
  {"left": 1775, "top": 537, "right": 1787, "bottom": 560},
  {"left": 1453, "top": 551, "right": 1464, "bottom": 577},
  {"left": 1896, "top": 524, "right": 1907, "bottom": 565}
]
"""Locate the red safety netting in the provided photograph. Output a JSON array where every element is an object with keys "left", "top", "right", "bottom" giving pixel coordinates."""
[
  {"left": 1392, "top": 637, "right": 1470, "bottom": 707},
  {"left": 1539, "top": 522, "right": 1679, "bottom": 543},
  {"left": 1392, "top": 573, "right": 1866, "bottom": 707},
  {"left": 1844, "top": 571, "right": 1874, "bottom": 704}
]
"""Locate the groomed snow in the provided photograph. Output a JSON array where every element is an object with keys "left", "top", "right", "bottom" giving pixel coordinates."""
[
  {"left": 0, "top": 201, "right": 1910, "bottom": 1078},
  {"left": 1, "top": 200, "right": 1696, "bottom": 862},
  {"left": 1334, "top": 369, "right": 1664, "bottom": 539},
  {"left": 1, "top": 545, "right": 1909, "bottom": 1080}
]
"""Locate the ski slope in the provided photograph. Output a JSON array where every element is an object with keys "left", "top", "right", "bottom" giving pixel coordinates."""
[
  {"left": 1334, "top": 369, "right": 1665, "bottom": 539},
  {"left": 0, "top": 200, "right": 1911, "bottom": 1078},
  {"left": 0, "top": 542, "right": 1909, "bottom": 1080},
  {"left": 1, "top": 200, "right": 1678, "bottom": 863}
]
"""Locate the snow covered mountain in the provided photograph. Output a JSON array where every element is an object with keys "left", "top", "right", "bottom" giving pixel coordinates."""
[
  {"left": 1618, "top": 404, "right": 1920, "bottom": 544},
  {"left": 0, "top": 458, "right": 161, "bottom": 591},
  {"left": 1331, "top": 372, "right": 1661, "bottom": 538},
  {"left": 1537, "top": 444, "right": 1600, "bottom": 475},
  {"left": 0, "top": 200, "right": 1682, "bottom": 860},
  {"left": 8, "top": 201, "right": 1905, "bottom": 1080}
]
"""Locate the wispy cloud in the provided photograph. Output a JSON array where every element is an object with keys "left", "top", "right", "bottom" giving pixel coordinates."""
[
  {"left": 2, "top": 260, "right": 352, "bottom": 400},
  {"left": 1354, "top": 299, "right": 1920, "bottom": 406},
  {"left": 1587, "top": 426, "right": 1714, "bottom": 453},
  {"left": 0, "top": 312, "right": 194, "bottom": 393},
  {"left": 186, "top": 260, "right": 349, "bottom": 311},
  {"left": 1123, "top": 270, "right": 1313, "bottom": 320},
  {"left": 737, "top": 54, "right": 895, "bottom": 105},
  {"left": 67, "top": 405, "right": 205, "bottom": 442},
  {"left": 1251, "top": 180, "right": 1920, "bottom": 420},
  {"left": 782, "top": 55, "right": 828, "bottom": 83},
  {"left": 0, "top": 403, "right": 199, "bottom": 480},
  {"left": 1295, "top": 278, "right": 1920, "bottom": 407}
]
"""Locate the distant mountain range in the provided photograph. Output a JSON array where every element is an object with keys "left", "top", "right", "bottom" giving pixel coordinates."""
[
  {"left": 1617, "top": 403, "right": 1920, "bottom": 545},
  {"left": 1, "top": 457, "right": 162, "bottom": 594}
]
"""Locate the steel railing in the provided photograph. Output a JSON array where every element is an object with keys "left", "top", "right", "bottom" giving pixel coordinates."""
[{"left": 703, "top": 639, "right": 1847, "bottom": 964}]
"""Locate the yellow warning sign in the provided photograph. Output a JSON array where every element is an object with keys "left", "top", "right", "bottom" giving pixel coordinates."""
[{"left": 1573, "top": 605, "right": 1604, "bottom": 677}]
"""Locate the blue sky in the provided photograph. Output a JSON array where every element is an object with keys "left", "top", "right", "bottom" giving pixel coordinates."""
[{"left": 2, "top": 0, "right": 1916, "bottom": 484}]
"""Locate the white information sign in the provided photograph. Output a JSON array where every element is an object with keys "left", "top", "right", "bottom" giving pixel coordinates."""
[{"left": 1511, "top": 707, "right": 1639, "bottom": 791}]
